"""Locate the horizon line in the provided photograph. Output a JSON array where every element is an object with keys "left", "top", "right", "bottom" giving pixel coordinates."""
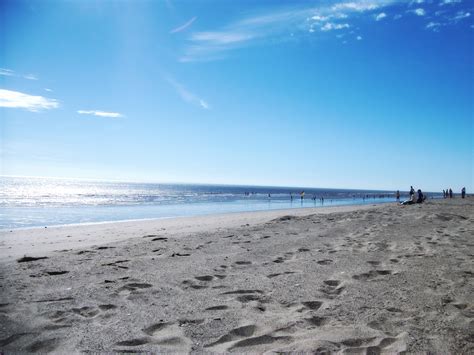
[{"left": 0, "top": 174, "right": 444, "bottom": 193}]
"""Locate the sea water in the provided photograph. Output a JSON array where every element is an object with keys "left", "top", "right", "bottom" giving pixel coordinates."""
[{"left": 0, "top": 176, "right": 403, "bottom": 229}]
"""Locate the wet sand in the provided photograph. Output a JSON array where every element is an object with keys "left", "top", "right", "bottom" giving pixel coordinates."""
[{"left": 0, "top": 199, "right": 473, "bottom": 353}]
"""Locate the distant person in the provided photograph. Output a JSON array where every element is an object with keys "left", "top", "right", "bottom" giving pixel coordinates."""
[
  {"left": 409, "top": 186, "right": 415, "bottom": 197},
  {"left": 442, "top": 189, "right": 446, "bottom": 198},
  {"left": 396, "top": 190, "right": 400, "bottom": 201},
  {"left": 268, "top": 193, "right": 271, "bottom": 199},
  {"left": 461, "top": 187, "right": 466, "bottom": 199},
  {"left": 416, "top": 189, "right": 425, "bottom": 204},
  {"left": 300, "top": 191, "right": 305, "bottom": 201},
  {"left": 401, "top": 191, "right": 417, "bottom": 205},
  {"left": 449, "top": 188, "right": 453, "bottom": 198},
  {"left": 290, "top": 193, "right": 293, "bottom": 201}
]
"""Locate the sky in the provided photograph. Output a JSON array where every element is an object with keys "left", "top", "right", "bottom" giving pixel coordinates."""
[{"left": 0, "top": 0, "right": 473, "bottom": 192}]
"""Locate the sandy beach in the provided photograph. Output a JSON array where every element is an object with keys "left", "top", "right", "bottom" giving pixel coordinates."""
[{"left": 0, "top": 198, "right": 473, "bottom": 353}]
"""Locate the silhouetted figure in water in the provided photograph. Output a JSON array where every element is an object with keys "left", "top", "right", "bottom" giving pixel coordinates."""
[
  {"left": 449, "top": 188, "right": 453, "bottom": 198},
  {"left": 290, "top": 193, "right": 293, "bottom": 201},
  {"left": 461, "top": 187, "right": 466, "bottom": 199},
  {"left": 300, "top": 191, "right": 305, "bottom": 201}
]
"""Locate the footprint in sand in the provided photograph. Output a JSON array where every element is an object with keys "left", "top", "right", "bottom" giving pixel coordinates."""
[
  {"left": 0, "top": 333, "right": 29, "bottom": 347},
  {"left": 42, "top": 301, "right": 118, "bottom": 328},
  {"left": 205, "top": 305, "right": 229, "bottom": 311},
  {"left": 195, "top": 275, "right": 214, "bottom": 282},
  {"left": 204, "top": 324, "right": 257, "bottom": 347},
  {"left": 317, "top": 259, "right": 334, "bottom": 265},
  {"left": 267, "top": 271, "right": 297, "bottom": 278},
  {"left": 221, "top": 290, "right": 266, "bottom": 303},
  {"left": 305, "top": 315, "right": 327, "bottom": 326},
  {"left": 352, "top": 270, "right": 392, "bottom": 281},
  {"left": 17, "top": 256, "right": 49, "bottom": 263},
  {"left": 320, "top": 279, "right": 345, "bottom": 297},
  {"left": 115, "top": 321, "right": 191, "bottom": 351},
  {"left": 234, "top": 261, "right": 252, "bottom": 266},
  {"left": 335, "top": 333, "right": 407, "bottom": 354},
  {"left": 25, "top": 338, "right": 60, "bottom": 352},
  {"left": 301, "top": 301, "right": 323, "bottom": 311},
  {"left": 182, "top": 279, "right": 208, "bottom": 290}
]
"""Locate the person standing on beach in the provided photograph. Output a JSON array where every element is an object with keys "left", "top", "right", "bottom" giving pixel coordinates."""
[
  {"left": 396, "top": 190, "right": 400, "bottom": 201},
  {"left": 461, "top": 187, "right": 466, "bottom": 198},
  {"left": 443, "top": 189, "right": 446, "bottom": 198},
  {"left": 410, "top": 186, "right": 415, "bottom": 198},
  {"left": 449, "top": 188, "right": 453, "bottom": 198}
]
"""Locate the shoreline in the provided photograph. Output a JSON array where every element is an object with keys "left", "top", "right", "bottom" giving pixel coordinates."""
[
  {"left": 0, "top": 197, "right": 399, "bottom": 231},
  {"left": 0, "top": 203, "right": 384, "bottom": 263}
]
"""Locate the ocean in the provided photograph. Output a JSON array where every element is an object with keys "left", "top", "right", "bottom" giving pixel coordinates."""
[{"left": 0, "top": 176, "right": 403, "bottom": 229}]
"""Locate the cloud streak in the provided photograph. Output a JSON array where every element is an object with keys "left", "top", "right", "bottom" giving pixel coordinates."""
[
  {"left": 180, "top": 1, "right": 400, "bottom": 61},
  {"left": 0, "top": 89, "right": 59, "bottom": 112},
  {"left": 77, "top": 110, "right": 124, "bottom": 118},
  {"left": 179, "top": 0, "right": 472, "bottom": 61},
  {"left": 165, "top": 76, "right": 209, "bottom": 110},
  {"left": 170, "top": 16, "right": 197, "bottom": 33},
  {"left": 0, "top": 68, "right": 39, "bottom": 80}
]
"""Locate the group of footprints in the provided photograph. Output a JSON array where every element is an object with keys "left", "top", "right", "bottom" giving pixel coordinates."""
[
  {"left": 42, "top": 303, "right": 118, "bottom": 328},
  {"left": 114, "top": 321, "right": 192, "bottom": 351},
  {"left": 203, "top": 300, "right": 327, "bottom": 351}
]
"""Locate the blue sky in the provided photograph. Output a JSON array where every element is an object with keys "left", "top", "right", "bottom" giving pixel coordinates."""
[{"left": 1, "top": 0, "right": 473, "bottom": 191}]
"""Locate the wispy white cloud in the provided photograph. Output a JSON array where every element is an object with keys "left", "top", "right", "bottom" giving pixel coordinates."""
[
  {"left": 439, "top": 0, "right": 462, "bottom": 6},
  {"left": 170, "top": 16, "right": 197, "bottom": 34},
  {"left": 0, "top": 68, "right": 15, "bottom": 77},
  {"left": 0, "top": 89, "right": 59, "bottom": 112},
  {"left": 77, "top": 110, "right": 124, "bottom": 118},
  {"left": 332, "top": 1, "right": 381, "bottom": 12},
  {"left": 180, "top": 0, "right": 471, "bottom": 61},
  {"left": 23, "top": 74, "right": 38, "bottom": 81},
  {"left": 181, "top": 2, "right": 389, "bottom": 61},
  {"left": 0, "top": 68, "right": 39, "bottom": 80},
  {"left": 165, "top": 76, "right": 210, "bottom": 110},
  {"left": 191, "top": 31, "right": 254, "bottom": 45},
  {"left": 426, "top": 7, "right": 470, "bottom": 30},
  {"left": 413, "top": 8, "right": 426, "bottom": 16},
  {"left": 426, "top": 21, "right": 443, "bottom": 31},
  {"left": 44, "top": 88, "right": 53, "bottom": 92},
  {"left": 452, "top": 10, "right": 470, "bottom": 21},
  {"left": 321, "top": 22, "right": 350, "bottom": 31},
  {"left": 357, "top": 35, "right": 363, "bottom": 40}
]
